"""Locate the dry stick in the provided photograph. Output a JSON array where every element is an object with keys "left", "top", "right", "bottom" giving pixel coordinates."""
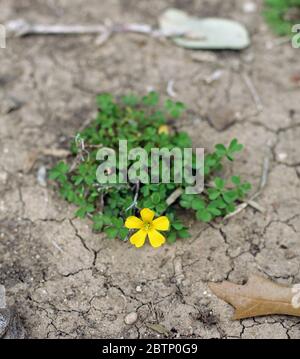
[
  {"left": 52, "top": 240, "right": 64, "bottom": 253},
  {"left": 69, "top": 134, "right": 89, "bottom": 172},
  {"left": 242, "top": 72, "right": 263, "bottom": 113},
  {"left": 125, "top": 181, "right": 140, "bottom": 212},
  {"left": 78, "top": 117, "right": 95, "bottom": 133},
  {"left": 224, "top": 145, "right": 271, "bottom": 220},
  {"left": 246, "top": 199, "right": 265, "bottom": 213},
  {"left": 253, "top": 145, "right": 270, "bottom": 199},
  {"left": 25, "top": 147, "right": 71, "bottom": 172},
  {"left": 266, "top": 37, "right": 290, "bottom": 49},
  {"left": 166, "top": 187, "right": 183, "bottom": 207},
  {"left": 166, "top": 80, "right": 177, "bottom": 98},
  {"left": 124, "top": 182, "right": 141, "bottom": 242},
  {"left": 6, "top": 19, "right": 185, "bottom": 43},
  {"left": 224, "top": 74, "right": 267, "bottom": 220},
  {"left": 39, "top": 148, "right": 71, "bottom": 157}
]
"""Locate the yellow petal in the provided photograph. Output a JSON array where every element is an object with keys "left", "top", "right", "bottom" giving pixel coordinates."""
[
  {"left": 129, "top": 229, "right": 147, "bottom": 248},
  {"left": 152, "top": 216, "right": 170, "bottom": 231},
  {"left": 125, "top": 216, "right": 144, "bottom": 229},
  {"left": 140, "top": 208, "right": 155, "bottom": 223},
  {"left": 148, "top": 229, "right": 166, "bottom": 248}
]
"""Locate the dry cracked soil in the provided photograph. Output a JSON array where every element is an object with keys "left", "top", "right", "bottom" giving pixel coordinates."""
[{"left": 0, "top": 0, "right": 300, "bottom": 339}]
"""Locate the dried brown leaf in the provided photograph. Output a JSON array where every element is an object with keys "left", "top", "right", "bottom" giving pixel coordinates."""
[
  {"left": 146, "top": 323, "right": 170, "bottom": 336},
  {"left": 209, "top": 275, "right": 300, "bottom": 320}
]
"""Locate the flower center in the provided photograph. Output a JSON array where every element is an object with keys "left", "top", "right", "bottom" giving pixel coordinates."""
[{"left": 144, "top": 222, "right": 152, "bottom": 231}]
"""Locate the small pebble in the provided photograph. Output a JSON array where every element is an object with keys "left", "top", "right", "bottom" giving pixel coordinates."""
[
  {"left": 0, "top": 172, "right": 8, "bottom": 184},
  {"left": 243, "top": 2, "right": 257, "bottom": 13},
  {"left": 37, "top": 166, "right": 47, "bottom": 187},
  {"left": 0, "top": 96, "right": 22, "bottom": 115},
  {"left": 277, "top": 153, "right": 287, "bottom": 161},
  {"left": 205, "top": 69, "right": 223, "bottom": 84},
  {"left": 124, "top": 311, "right": 138, "bottom": 325},
  {"left": 135, "top": 285, "right": 142, "bottom": 293}
]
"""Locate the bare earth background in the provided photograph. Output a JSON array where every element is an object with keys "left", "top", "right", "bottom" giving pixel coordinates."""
[{"left": 0, "top": 0, "right": 300, "bottom": 339}]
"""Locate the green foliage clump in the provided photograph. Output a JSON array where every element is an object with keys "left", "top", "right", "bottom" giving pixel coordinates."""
[
  {"left": 49, "top": 92, "right": 251, "bottom": 243},
  {"left": 263, "top": 0, "right": 300, "bottom": 35}
]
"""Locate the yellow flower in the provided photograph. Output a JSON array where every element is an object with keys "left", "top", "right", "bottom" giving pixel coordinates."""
[
  {"left": 158, "top": 125, "right": 169, "bottom": 135},
  {"left": 125, "top": 208, "right": 170, "bottom": 248}
]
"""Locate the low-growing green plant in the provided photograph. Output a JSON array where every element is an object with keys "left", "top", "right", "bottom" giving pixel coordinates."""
[
  {"left": 49, "top": 92, "right": 251, "bottom": 244},
  {"left": 263, "top": 0, "right": 300, "bottom": 35}
]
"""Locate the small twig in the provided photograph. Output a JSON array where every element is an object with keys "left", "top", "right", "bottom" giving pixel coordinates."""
[
  {"left": 69, "top": 134, "right": 90, "bottom": 172},
  {"left": 6, "top": 19, "right": 107, "bottom": 36},
  {"left": 6, "top": 18, "right": 185, "bottom": 40},
  {"left": 99, "top": 192, "right": 104, "bottom": 213},
  {"left": 39, "top": 148, "right": 71, "bottom": 157},
  {"left": 52, "top": 240, "right": 64, "bottom": 253},
  {"left": 125, "top": 181, "right": 140, "bottom": 212},
  {"left": 224, "top": 199, "right": 265, "bottom": 220},
  {"left": 76, "top": 134, "right": 90, "bottom": 161},
  {"left": 166, "top": 188, "right": 183, "bottom": 206},
  {"left": 69, "top": 156, "right": 80, "bottom": 173},
  {"left": 84, "top": 144, "right": 103, "bottom": 148},
  {"left": 224, "top": 144, "right": 271, "bottom": 220},
  {"left": 205, "top": 69, "right": 224, "bottom": 84},
  {"left": 266, "top": 37, "right": 290, "bottom": 50},
  {"left": 242, "top": 72, "right": 263, "bottom": 113},
  {"left": 166, "top": 80, "right": 177, "bottom": 98},
  {"left": 247, "top": 199, "right": 265, "bottom": 213},
  {"left": 25, "top": 147, "right": 71, "bottom": 172},
  {"left": 224, "top": 202, "right": 248, "bottom": 220},
  {"left": 95, "top": 30, "right": 111, "bottom": 46},
  {"left": 173, "top": 256, "right": 185, "bottom": 286},
  {"left": 124, "top": 182, "right": 140, "bottom": 242},
  {"left": 252, "top": 145, "right": 270, "bottom": 200},
  {"left": 78, "top": 117, "right": 94, "bottom": 132}
]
